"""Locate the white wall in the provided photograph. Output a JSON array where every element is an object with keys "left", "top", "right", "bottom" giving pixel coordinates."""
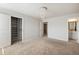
[
  {"left": 0, "top": 14, "right": 11, "bottom": 48},
  {"left": 43, "top": 13, "right": 79, "bottom": 42},
  {"left": 0, "top": 9, "right": 41, "bottom": 47},
  {"left": 23, "top": 16, "right": 41, "bottom": 42},
  {"left": 77, "top": 20, "right": 79, "bottom": 43},
  {"left": 47, "top": 17, "right": 68, "bottom": 41},
  {"left": 40, "top": 20, "right": 43, "bottom": 37}
]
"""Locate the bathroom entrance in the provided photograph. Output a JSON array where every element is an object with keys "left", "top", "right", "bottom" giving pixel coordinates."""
[{"left": 68, "top": 19, "right": 78, "bottom": 42}]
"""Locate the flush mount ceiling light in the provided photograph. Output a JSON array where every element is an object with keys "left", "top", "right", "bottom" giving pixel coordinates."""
[{"left": 40, "top": 6, "right": 48, "bottom": 20}]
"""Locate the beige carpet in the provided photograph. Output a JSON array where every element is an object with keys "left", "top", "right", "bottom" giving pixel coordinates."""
[{"left": 0, "top": 37, "right": 79, "bottom": 55}]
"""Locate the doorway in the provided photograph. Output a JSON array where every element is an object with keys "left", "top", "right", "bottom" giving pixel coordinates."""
[
  {"left": 43, "top": 22, "right": 48, "bottom": 36},
  {"left": 68, "top": 21, "right": 77, "bottom": 42},
  {"left": 11, "top": 16, "right": 22, "bottom": 45}
]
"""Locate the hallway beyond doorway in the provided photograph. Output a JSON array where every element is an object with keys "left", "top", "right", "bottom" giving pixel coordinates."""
[{"left": 43, "top": 22, "right": 48, "bottom": 36}]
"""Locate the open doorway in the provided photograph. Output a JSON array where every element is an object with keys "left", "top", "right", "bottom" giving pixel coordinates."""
[
  {"left": 11, "top": 16, "right": 22, "bottom": 45},
  {"left": 43, "top": 22, "right": 48, "bottom": 36},
  {"left": 68, "top": 21, "right": 77, "bottom": 42}
]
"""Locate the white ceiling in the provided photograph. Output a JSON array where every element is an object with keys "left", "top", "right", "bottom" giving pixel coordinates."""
[{"left": 0, "top": 3, "right": 79, "bottom": 19}]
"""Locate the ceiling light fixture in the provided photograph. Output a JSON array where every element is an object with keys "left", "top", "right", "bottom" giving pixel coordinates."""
[{"left": 40, "top": 6, "right": 47, "bottom": 20}]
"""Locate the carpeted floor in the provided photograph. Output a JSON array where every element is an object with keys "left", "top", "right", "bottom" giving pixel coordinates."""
[{"left": 0, "top": 37, "right": 79, "bottom": 55}]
